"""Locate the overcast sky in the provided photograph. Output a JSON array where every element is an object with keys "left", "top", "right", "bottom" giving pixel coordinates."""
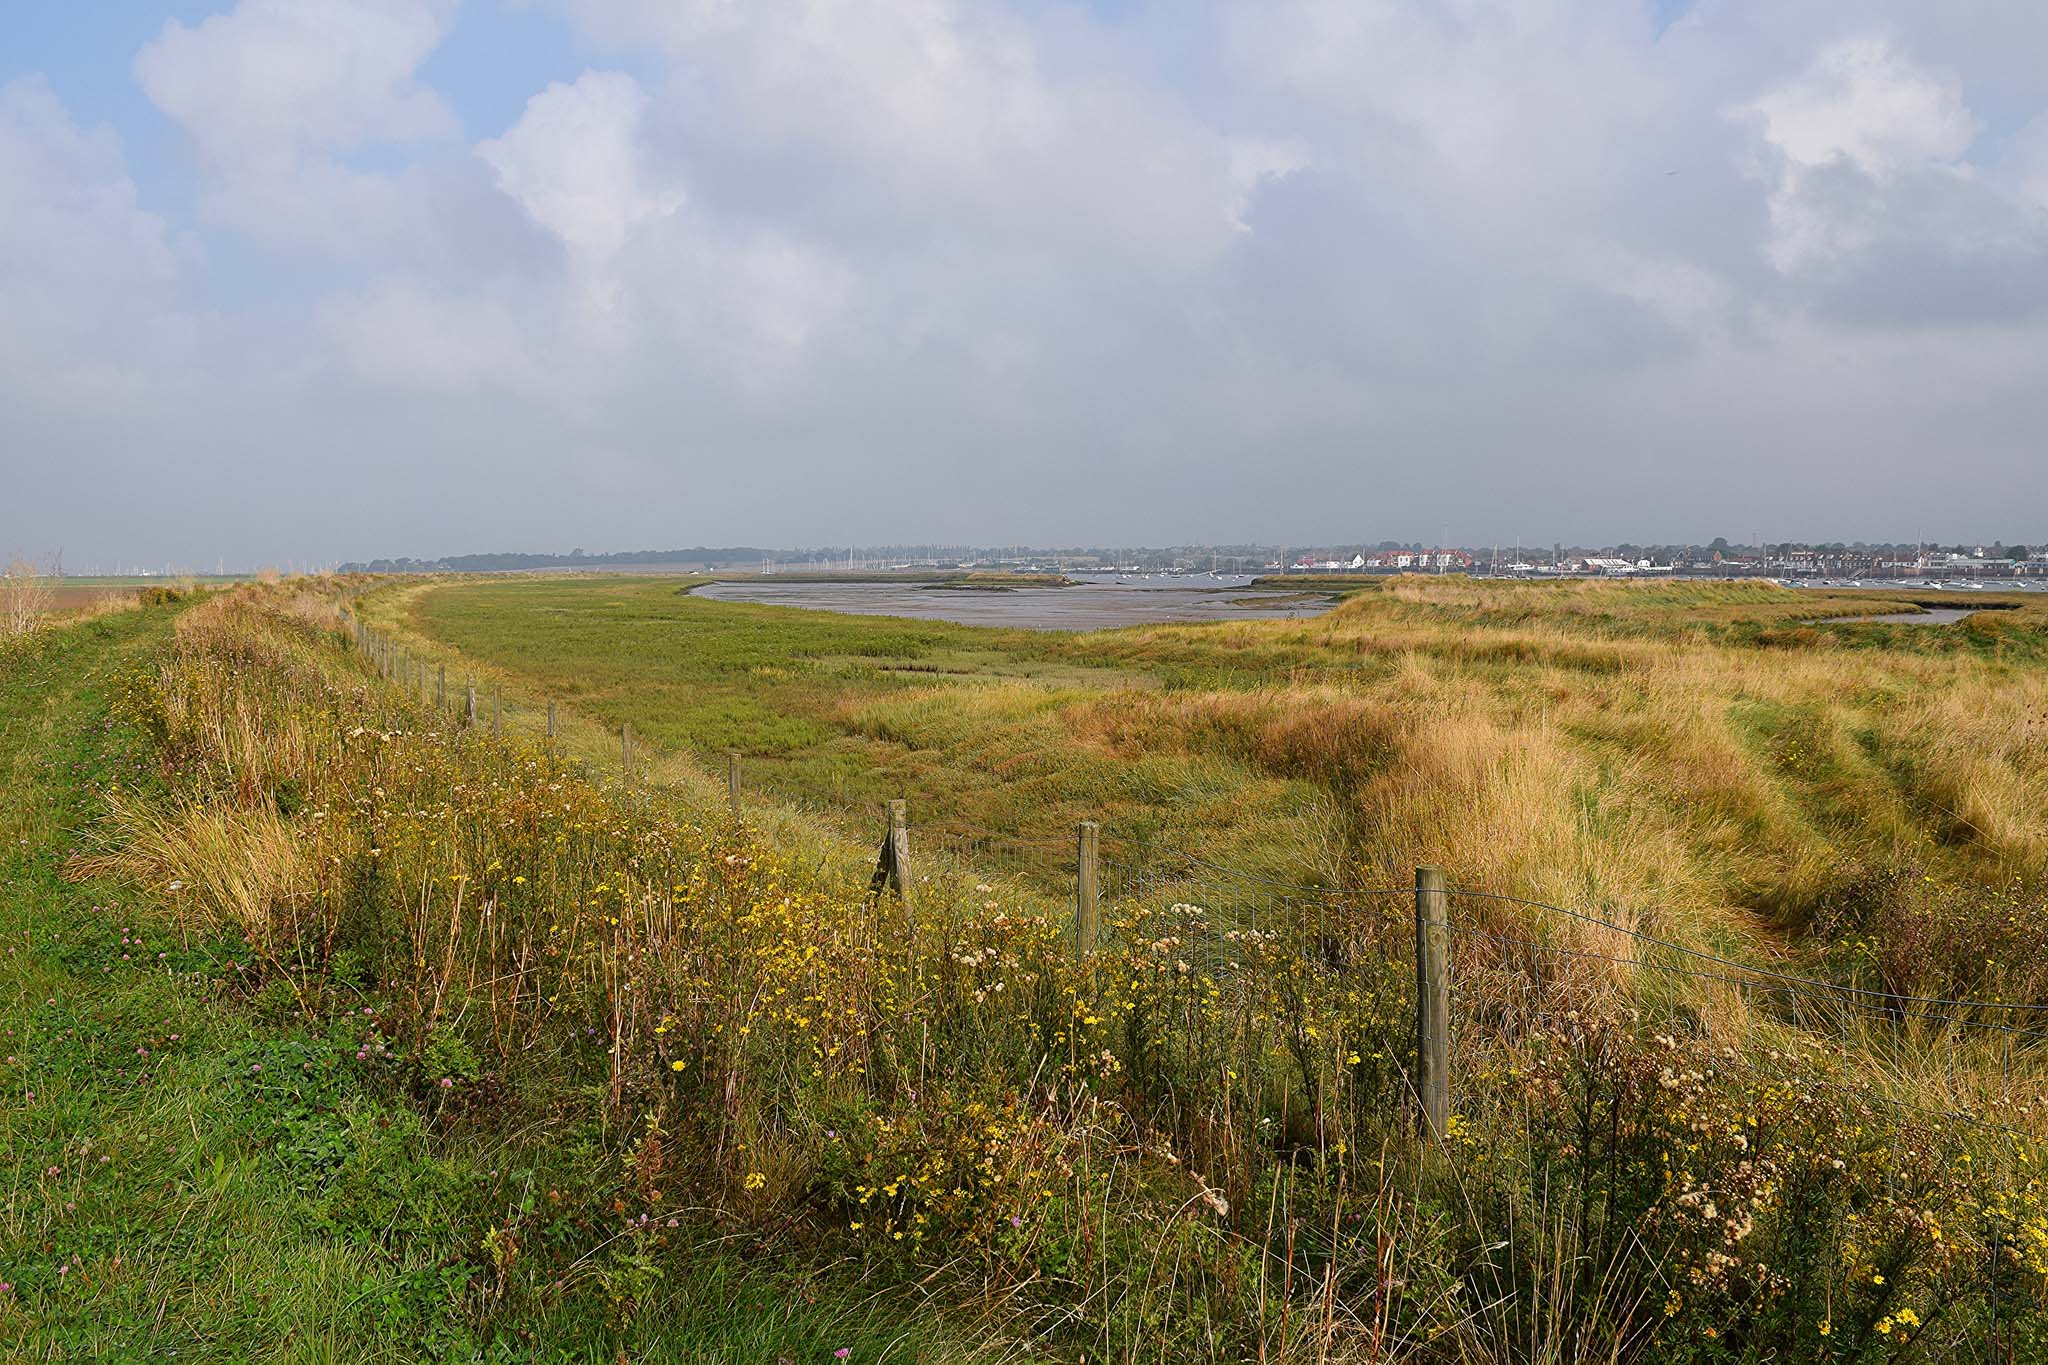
[{"left": 6, "top": 1, "right": 2048, "bottom": 568}]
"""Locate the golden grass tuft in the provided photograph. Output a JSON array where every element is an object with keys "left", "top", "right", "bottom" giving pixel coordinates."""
[{"left": 75, "top": 790, "right": 315, "bottom": 947}]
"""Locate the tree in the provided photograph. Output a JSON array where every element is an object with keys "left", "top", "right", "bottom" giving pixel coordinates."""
[
  {"left": 2, "top": 555, "right": 54, "bottom": 639},
  {"left": 2011, "top": 545, "right": 2031, "bottom": 561}
]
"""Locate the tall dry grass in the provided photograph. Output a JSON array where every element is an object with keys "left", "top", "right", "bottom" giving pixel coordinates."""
[{"left": 2, "top": 554, "right": 55, "bottom": 638}]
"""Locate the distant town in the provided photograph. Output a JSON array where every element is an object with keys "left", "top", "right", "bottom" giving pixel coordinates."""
[{"left": 334, "top": 538, "right": 2048, "bottom": 583}]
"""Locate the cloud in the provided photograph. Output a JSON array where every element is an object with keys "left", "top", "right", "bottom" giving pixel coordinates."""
[
  {"left": 1740, "top": 34, "right": 1979, "bottom": 180},
  {"left": 467, "top": 68, "right": 850, "bottom": 392},
  {"left": 1722, "top": 33, "right": 2048, "bottom": 322},
  {"left": 570, "top": 0, "right": 1285, "bottom": 269},
  {"left": 321, "top": 278, "right": 538, "bottom": 392},
  {"left": 1735, "top": 35, "right": 1981, "bottom": 272},
  {"left": 479, "top": 72, "right": 679, "bottom": 259},
  {"left": 134, "top": 0, "right": 460, "bottom": 251},
  {"left": 0, "top": 77, "right": 188, "bottom": 410},
  {"left": 11, "top": 0, "right": 2048, "bottom": 569},
  {"left": 135, "top": 0, "right": 457, "bottom": 171}
]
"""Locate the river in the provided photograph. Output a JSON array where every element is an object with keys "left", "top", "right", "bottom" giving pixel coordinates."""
[{"left": 689, "top": 575, "right": 1335, "bottom": 630}]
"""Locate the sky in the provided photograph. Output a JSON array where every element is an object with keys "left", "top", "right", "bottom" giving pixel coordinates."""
[{"left": 6, "top": 1, "right": 2048, "bottom": 569}]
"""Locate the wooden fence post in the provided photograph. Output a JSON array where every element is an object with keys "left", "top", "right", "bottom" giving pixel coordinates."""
[
  {"left": 466, "top": 677, "right": 477, "bottom": 728},
  {"left": 727, "top": 750, "right": 742, "bottom": 818},
  {"left": 1075, "top": 821, "right": 1100, "bottom": 956},
  {"left": 436, "top": 663, "right": 446, "bottom": 711},
  {"left": 1415, "top": 866, "right": 1451, "bottom": 1141},
  {"left": 546, "top": 700, "right": 557, "bottom": 743},
  {"left": 492, "top": 689, "right": 502, "bottom": 737},
  {"left": 621, "top": 724, "right": 632, "bottom": 785},
  {"left": 889, "top": 800, "right": 909, "bottom": 897},
  {"left": 869, "top": 800, "right": 910, "bottom": 901}
]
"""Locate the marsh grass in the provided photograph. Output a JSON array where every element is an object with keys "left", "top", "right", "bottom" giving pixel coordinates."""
[
  {"left": 23, "top": 581, "right": 2046, "bottom": 1359},
  {"left": 360, "top": 574, "right": 2048, "bottom": 987}
]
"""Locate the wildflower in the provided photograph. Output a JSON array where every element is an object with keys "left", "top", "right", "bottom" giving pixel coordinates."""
[
  {"left": 671, "top": 1060, "right": 687, "bottom": 1072},
  {"left": 744, "top": 1171, "right": 766, "bottom": 1190},
  {"left": 835, "top": 1352, "right": 851, "bottom": 1360}
]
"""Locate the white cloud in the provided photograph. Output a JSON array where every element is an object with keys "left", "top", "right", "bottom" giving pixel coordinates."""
[
  {"left": 133, "top": 0, "right": 459, "bottom": 253},
  {"left": 1741, "top": 35, "right": 1979, "bottom": 179},
  {"left": 570, "top": 0, "right": 1282, "bottom": 268},
  {"left": 479, "top": 72, "right": 681, "bottom": 259},
  {"left": 0, "top": 77, "right": 189, "bottom": 409},
  {"left": 1735, "top": 35, "right": 1983, "bottom": 271},
  {"left": 135, "top": 0, "right": 457, "bottom": 171},
  {"left": 465, "top": 67, "right": 849, "bottom": 387}
]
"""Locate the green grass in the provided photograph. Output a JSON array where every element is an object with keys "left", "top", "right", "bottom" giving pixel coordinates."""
[
  {"left": 384, "top": 577, "right": 1338, "bottom": 888},
  {"left": 0, "top": 608, "right": 1008, "bottom": 1362},
  {"left": 364, "top": 573, "right": 2048, "bottom": 983},
  {"left": 0, "top": 608, "right": 389, "bottom": 1358}
]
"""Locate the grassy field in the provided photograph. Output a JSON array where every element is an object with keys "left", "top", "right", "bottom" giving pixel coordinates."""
[
  {"left": 13, "top": 577, "right": 2048, "bottom": 1359},
  {"left": 362, "top": 574, "right": 2048, "bottom": 994},
  {"left": 365, "top": 576, "right": 1341, "bottom": 893}
]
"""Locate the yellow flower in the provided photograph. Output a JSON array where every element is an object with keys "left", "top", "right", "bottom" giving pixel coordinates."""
[
  {"left": 743, "top": 1171, "right": 766, "bottom": 1190},
  {"left": 670, "top": 1060, "right": 687, "bottom": 1072},
  {"left": 1817, "top": 1320, "right": 1831, "bottom": 1337}
]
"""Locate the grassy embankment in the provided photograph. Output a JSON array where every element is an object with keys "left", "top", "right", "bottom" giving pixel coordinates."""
[
  {"left": 16, "top": 578, "right": 2048, "bottom": 1359},
  {"left": 0, "top": 592, "right": 998, "bottom": 1361}
]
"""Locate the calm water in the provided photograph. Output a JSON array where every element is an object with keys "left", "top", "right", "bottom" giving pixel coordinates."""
[
  {"left": 1818, "top": 608, "right": 1981, "bottom": 626},
  {"left": 691, "top": 575, "right": 1335, "bottom": 630}
]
